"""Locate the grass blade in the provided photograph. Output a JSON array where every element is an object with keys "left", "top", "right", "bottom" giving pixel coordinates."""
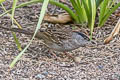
[
  {"left": 11, "top": 0, "right": 18, "bottom": 22},
  {"left": 11, "top": 0, "right": 22, "bottom": 51},
  {"left": 90, "top": 0, "right": 96, "bottom": 39},
  {"left": 82, "top": 0, "right": 90, "bottom": 23},
  {"left": 99, "top": 2, "right": 120, "bottom": 27},
  {"left": 1, "top": 2, "right": 22, "bottom": 51},
  {"left": 96, "top": 0, "right": 103, "bottom": 8},
  {"left": 99, "top": 0, "right": 109, "bottom": 25},
  {"left": 10, "top": 0, "right": 49, "bottom": 68},
  {"left": 0, "top": 0, "right": 5, "bottom": 3},
  {"left": 12, "top": 32, "right": 22, "bottom": 51}
]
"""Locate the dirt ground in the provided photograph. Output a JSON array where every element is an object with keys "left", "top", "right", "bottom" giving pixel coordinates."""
[{"left": 0, "top": 0, "right": 120, "bottom": 80}]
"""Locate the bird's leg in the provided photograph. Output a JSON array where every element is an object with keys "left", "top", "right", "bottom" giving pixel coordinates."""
[
  {"left": 63, "top": 52, "right": 74, "bottom": 60},
  {"left": 49, "top": 50, "right": 62, "bottom": 61},
  {"left": 64, "top": 52, "right": 74, "bottom": 58}
]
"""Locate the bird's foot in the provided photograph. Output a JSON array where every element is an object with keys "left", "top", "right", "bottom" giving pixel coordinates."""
[
  {"left": 61, "top": 52, "right": 74, "bottom": 62},
  {"left": 48, "top": 50, "right": 74, "bottom": 62},
  {"left": 50, "top": 51, "right": 62, "bottom": 61},
  {"left": 48, "top": 50, "right": 62, "bottom": 61}
]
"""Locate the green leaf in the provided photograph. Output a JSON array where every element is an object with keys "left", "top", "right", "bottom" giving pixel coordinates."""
[
  {"left": 99, "top": 2, "right": 120, "bottom": 27},
  {"left": 12, "top": 0, "right": 18, "bottom": 22},
  {"left": 1, "top": 2, "right": 22, "bottom": 51},
  {"left": 82, "top": 0, "right": 90, "bottom": 23},
  {"left": 96, "top": 0, "right": 103, "bottom": 8},
  {"left": 90, "top": 0, "right": 96, "bottom": 39},
  {"left": 99, "top": 0, "right": 109, "bottom": 24},
  {"left": 70, "top": 0, "right": 81, "bottom": 23},
  {"left": 11, "top": 0, "right": 22, "bottom": 51},
  {"left": 12, "top": 32, "right": 22, "bottom": 51},
  {"left": 76, "top": 0, "right": 87, "bottom": 23},
  {"left": 0, "top": 0, "right": 5, "bottom": 3}
]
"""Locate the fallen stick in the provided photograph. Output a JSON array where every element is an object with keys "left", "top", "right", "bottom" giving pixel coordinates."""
[{"left": 104, "top": 18, "right": 120, "bottom": 44}]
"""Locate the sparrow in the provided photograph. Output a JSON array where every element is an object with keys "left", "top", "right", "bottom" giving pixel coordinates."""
[{"left": 1, "top": 26, "right": 92, "bottom": 60}]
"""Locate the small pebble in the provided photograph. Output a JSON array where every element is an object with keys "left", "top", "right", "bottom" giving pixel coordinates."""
[
  {"left": 74, "top": 56, "right": 82, "bottom": 63},
  {"left": 35, "top": 74, "right": 45, "bottom": 79}
]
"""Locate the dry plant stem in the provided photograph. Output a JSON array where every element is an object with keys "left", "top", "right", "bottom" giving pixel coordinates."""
[{"left": 104, "top": 18, "right": 120, "bottom": 44}]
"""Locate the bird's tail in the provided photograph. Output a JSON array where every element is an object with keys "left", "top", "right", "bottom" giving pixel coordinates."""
[{"left": 0, "top": 27, "right": 33, "bottom": 35}]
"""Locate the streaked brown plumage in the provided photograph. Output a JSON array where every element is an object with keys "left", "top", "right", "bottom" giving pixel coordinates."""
[{"left": 1, "top": 27, "right": 91, "bottom": 52}]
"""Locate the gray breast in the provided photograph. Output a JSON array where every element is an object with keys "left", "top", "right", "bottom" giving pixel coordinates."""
[{"left": 48, "top": 32, "right": 91, "bottom": 52}]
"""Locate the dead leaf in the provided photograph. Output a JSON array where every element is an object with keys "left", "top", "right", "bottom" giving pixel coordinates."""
[
  {"left": 43, "top": 13, "right": 72, "bottom": 24},
  {"left": 104, "top": 18, "right": 120, "bottom": 44}
]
